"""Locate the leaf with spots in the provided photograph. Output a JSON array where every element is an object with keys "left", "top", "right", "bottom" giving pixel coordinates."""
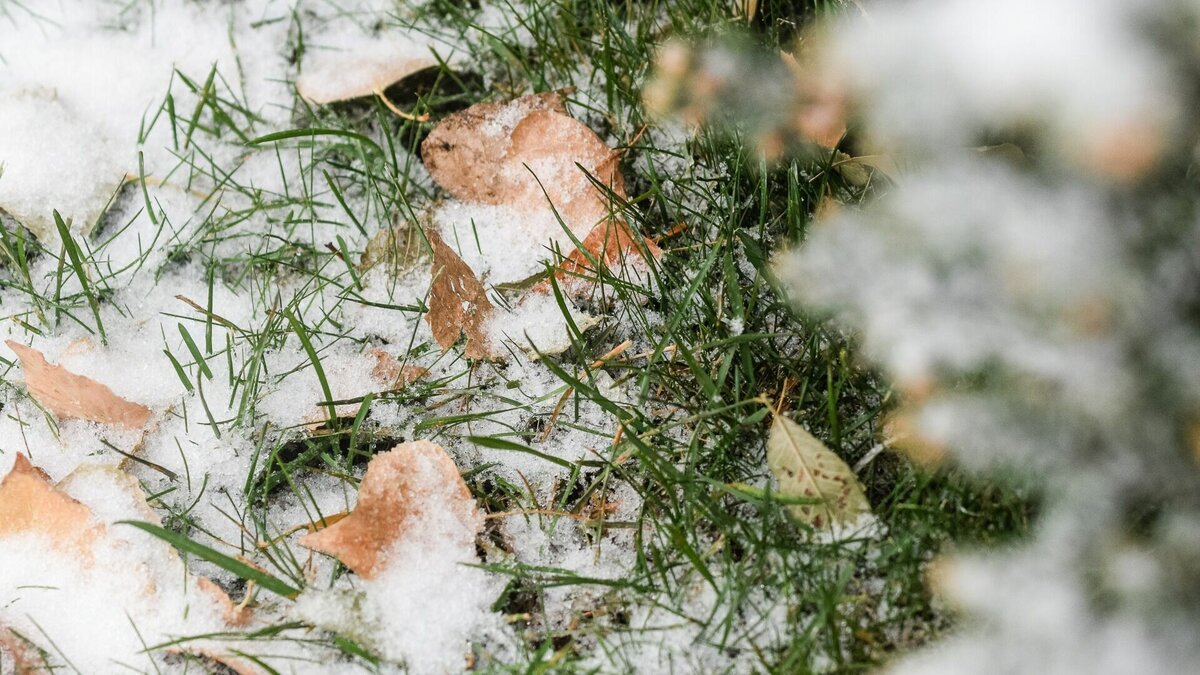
[
  {"left": 424, "top": 230, "right": 494, "bottom": 360},
  {"left": 766, "top": 414, "right": 871, "bottom": 529}
]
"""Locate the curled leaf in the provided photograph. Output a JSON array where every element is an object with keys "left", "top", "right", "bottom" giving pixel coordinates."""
[
  {"left": 6, "top": 341, "right": 152, "bottom": 429},
  {"left": 766, "top": 414, "right": 871, "bottom": 529},
  {"left": 298, "top": 440, "right": 482, "bottom": 578},
  {"left": 297, "top": 43, "right": 440, "bottom": 105},
  {"left": 424, "top": 230, "right": 494, "bottom": 359}
]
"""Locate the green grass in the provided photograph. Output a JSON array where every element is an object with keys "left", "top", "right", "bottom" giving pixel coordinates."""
[{"left": 0, "top": 0, "right": 1035, "bottom": 672}]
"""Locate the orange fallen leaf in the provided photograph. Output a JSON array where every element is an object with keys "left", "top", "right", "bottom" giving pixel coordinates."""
[
  {"left": 196, "top": 577, "right": 253, "bottom": 627},
  {"left": 424, "top": 230, "right": 494, "bottom": 359},
  {"left": 0, "top": 454, "right": 99, "bottom": 554},
  {"left": 0, "top": 456, "right": 253, "bottom": 662},
  {"left": 420, "top": 91, "right": 568, "bottom": 204},
  {"left": 504, "top": 108, "right": 626, "bottom": 229},
  {"left": 368, "top": 348, "right": 428, "bottom": 389},
  {"left": 298, "top": 440, "right": 482, "bottom": 579},
  {"left": 297, "top": 49, "right": 439, "bottom": 105},
  {"left": 0, "top": 624, "right": 41, "bottom": 674},
  {"left": 7, "top": 341, "right": 152, "bottom": 429}
]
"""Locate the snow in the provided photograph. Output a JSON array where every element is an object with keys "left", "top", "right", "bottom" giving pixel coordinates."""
[{"left": 0, "top": 467, "right": 234, "bottom": 673}]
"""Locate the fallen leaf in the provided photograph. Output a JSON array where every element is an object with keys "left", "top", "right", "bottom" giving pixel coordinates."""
[
  {"left": 424, "top": 230, "right": 494, "bottom": 359},
  {"left": 0, "top": 456, "right": 254, "bottom": 666},
  {"left": 6, "top": 341, "right": 152, "bottom": 429},
  {"left": 422, "top": 91, "right": 660, "bottom": 302},
  {"left": 296, "top": 42, "right": 440, "bottom": 105},
  {"left": 504, "top": 108, "right": 626, "bottom": 228},
  {"left": 420, "top": 91, "right": 568, "bottom": 204},
  {"left": 0, "top": 624, "right": 41, "bottom": 674},
  {"left": 0, "top": 454, "right": 98, "bottom": 554},
  {"left": 358, "top": 222, "right": 427, "bottom": 275},
  {"left": 368, "top": 348, "right": 428, "bottom": 389},
  {"left": 766, "top": 414, "right": 871, "bottom": 529},
  {"left": 196, "top": 576, "right": 253, "bottom": 627},
  {"left": 298, "top": 440, "right": 482, "bottom": 578}
]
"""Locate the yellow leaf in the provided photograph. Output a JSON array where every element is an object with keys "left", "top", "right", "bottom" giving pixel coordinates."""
[{"left": 767, "top": 415, "right": 871, "bottom": 529}]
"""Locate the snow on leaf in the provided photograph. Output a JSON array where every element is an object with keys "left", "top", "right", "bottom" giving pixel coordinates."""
[
  {"left": 296, "top": 40, "right": 440, "bottom": 105},
  {"left": 0, "top": 456, "right": 251, "bottom": 668},
  {"left": 6, "top": 341, "right": 152, "bottom": 429},
  {"left": 420, "top": 91, "right": 568, "bottom": 204},
  {"left": 368, "top": 348, "right": 428, "bottom": 389},
  {"left": 0, "top": 623, "right": 41, "bottom": 674},
  {"left": 503, "top": 108, "right": 626, "bottom": 228},
  {"left": 421, "top": 91, "right": 658, "bottom": 299},
  {"left": 0, "top": 454, "right": 98, "bottom": 554},
  {"left": 424, "top": 230, "right": 495, "bottom": 360},
  {"left": 766, "top": 414, "right": 871, "bottom": 529},
  {"left": 298, "top": 440, "right": 482, "bottom": 579}
]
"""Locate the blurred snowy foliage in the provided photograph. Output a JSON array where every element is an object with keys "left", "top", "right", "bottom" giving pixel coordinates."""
[{"left": 768, "top": 0, "right": 1200, "bottom": 672}]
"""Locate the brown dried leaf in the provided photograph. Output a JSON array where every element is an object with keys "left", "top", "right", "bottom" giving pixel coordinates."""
[
  {"left": 504, "top": 108, "right": 626, "bottom": 228},
  {"left": 367, "top": 348, "right": 428, "bottom": 389},
  {"left": 0, "top": 454, "right": 98, "bottom": 554},
  {"left": 297, "top": 53, "right": 439, "bottom": 105},
  {"left": 424, "top": 230, "right": 494, "bottom": 359},
  {"left": 420, "top": 91, "right": 568, "bottom": 204},
  {"left": 0, "top": 457, "right": 254, "bottom": 667},
  {"left": 0, "top": 624, "right": 42, "bottom": 674},
  {"left": 7, "top": 341, "right": 152, "bottom": 429},
  {"left": 196, "top": 577, "right": 252, "bottom": 627},
  {"left": 298, "top": 440, "right": 482, "bottom": 579}
]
